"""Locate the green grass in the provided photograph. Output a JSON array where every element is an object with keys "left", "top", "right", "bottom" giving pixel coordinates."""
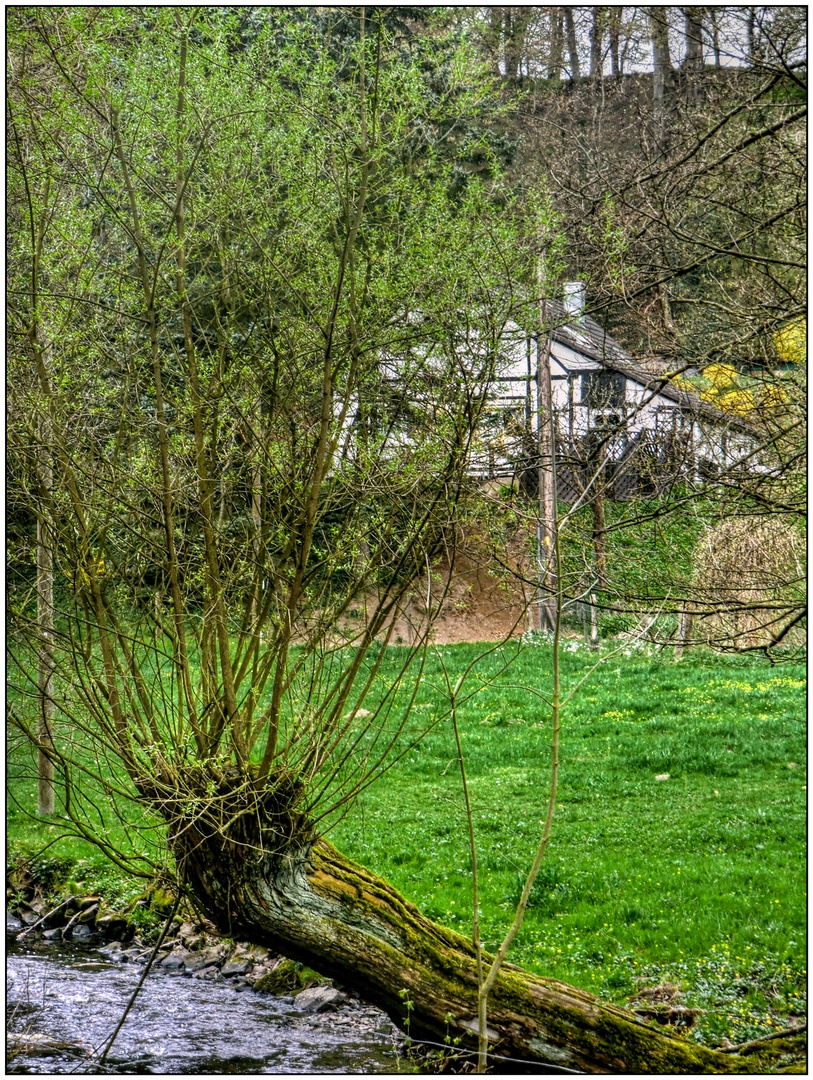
[
  {"left": 6, "top": 722, "right": 166, "bottom": 901},
  {"left": 7, "top": 639, "right": 805, "bottom": 1048},
  {"left": 329, "top": 641, "right": 806, "bottom": 1046}
]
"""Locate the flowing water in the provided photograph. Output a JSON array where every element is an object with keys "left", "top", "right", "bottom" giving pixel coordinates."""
[{"left": 7, "top": 937, "right": 398, "bottom": 1074}]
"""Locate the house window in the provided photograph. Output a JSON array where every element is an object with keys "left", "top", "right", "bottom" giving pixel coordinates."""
[
  {"left": 655, "top": 407, "right": 681, "bottom": 435},
  {"left": 593, "top": 411, "right": 623, "bottom": 430},
  {"left": 581, "top": 370, "right": 626, "bottom": 410}
]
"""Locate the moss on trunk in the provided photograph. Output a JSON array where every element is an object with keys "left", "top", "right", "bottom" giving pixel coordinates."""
[{"left": 173, "top": 819, "right": 753, "bottom": 1074}]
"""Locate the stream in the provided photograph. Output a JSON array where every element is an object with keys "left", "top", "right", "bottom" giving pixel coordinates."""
[{"left": 7, "top": 936, "right": 399, "bottom": 1074}]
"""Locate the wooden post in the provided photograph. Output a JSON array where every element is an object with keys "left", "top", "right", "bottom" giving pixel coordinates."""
[
  {"left": 590, "top": 591, "right": 600, "bottom": 650},
  {"left": 674, "top": 608, "right": 694, "bottom": 661}
]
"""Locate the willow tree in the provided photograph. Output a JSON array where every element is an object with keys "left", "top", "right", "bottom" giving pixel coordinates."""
[{"left": 7, "top": 9, "right": 758, "bottom": 1072}]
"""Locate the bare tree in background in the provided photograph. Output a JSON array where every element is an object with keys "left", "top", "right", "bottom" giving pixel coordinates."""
[{"left": 488, "top": 5, "right": 806, "bottom": 653}]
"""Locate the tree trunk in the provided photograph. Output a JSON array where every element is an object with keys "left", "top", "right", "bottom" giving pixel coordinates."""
[
  {"left": 649, "top": 6, "right": 672, "bottom": 147},
  {"left": 590, "top": 592, "right": 601, "bottom": 650},
  {"left": 548, "top": 7, "right": 564, "bottom": 80},
  {"left": 681, "top": 6, "right": 705, "bottom": 102},
  {"left": 589, "top": 433, "right": 606, "bottom": 650},
  {"left": 747, "top": 8, "right": 762, "bottom": 65},
  {"left": 37, "top": 417, "right": 55, "bottom": 816},
  {"left": 708, "top": 7, "right": 721, "bottom": 65},
  {"left": 608, "top": 8, "right": 621, "bottom": 75},
  {"left": 564, "top": 8, "right": 581, "bottom": 80},
  {"left": 591, "top": 439, "right": 608, "bottom": 590},
  {"left": 485, "top": 6, "right": 504, "bottom": 77},
  {"left": 589, "top": 6, "right": 605, "bottom": 83},
  {"left": 536, "top": 293, "right": 557, "bottom": 634},
  {"left": 682, "top": 6, "right": 704, "bottom": 74},
  {"left": 504, "top": 6, "right": 532, "bottom": 80},
  {"left": 674, "top": 608, "right": 694, "bottom": 660},
  {"left": 174, "top": 822, "right": 748, "bottom": 1073}
]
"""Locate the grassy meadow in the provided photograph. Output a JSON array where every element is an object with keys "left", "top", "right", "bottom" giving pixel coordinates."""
[
  {"left": 329, "top": 640, "right": 806, "bottom": 1047},
  {"left": 7, "top": 638, "right": 806, "bottom": 1049}
]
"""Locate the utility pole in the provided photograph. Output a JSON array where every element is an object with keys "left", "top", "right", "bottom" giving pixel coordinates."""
[
  {"left": 525, "top": 336, "right": 535, "bottom": 635},
  {"left": 536, "top": 258, "right": 557, "bottom": 632},
  {"left": 589, "top": 427, "right": 607, "bottom": 650}
]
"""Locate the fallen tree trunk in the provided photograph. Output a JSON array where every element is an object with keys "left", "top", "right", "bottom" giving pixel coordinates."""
[{"left": 174, "top": 821, "right": 749, "bottom": 1074}]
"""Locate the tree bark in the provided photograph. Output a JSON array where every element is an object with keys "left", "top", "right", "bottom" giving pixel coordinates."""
[
  {"left": 674, "top": 608, "right": 694, "bottom": 660},
  {"left": 536, "top": 292, "right": 557, "bottom": 634},
  {"left": 649, "top": 6, "right": 673, "bottom": 146},
  {"left": 747, "top": 8, "right": 762, "bottom": 65},
  {"left": 548, "top": 7, "right": 564, "bottom": 80},
  {"left": 590, "top": 592, "right": 601, "bottom": 650},
  {"left": 681, "top": 6, "right": 705, "bottom": 102},
  {"left": 173, "top": 819, "right": 749, "bottom": 1073},
  {"left": 36, "top": 414, "right": 55, "bottom": 816},
  {"left": 564, "top": 8, "right": 581, "bottom": 80},
  {"left": 591, "top": 437, "right": 608, "bottom": 590},
  {"left": 682, "top": 6, "right": 704, "bottom": 75},
  {"left": 485, "top": 7, "right": 504, "bottom": 77},
  {"left": 504, "top": 6, "right": 532, "bottom": 80},
  {"left": 589, "top": 6, "right": 605, "bottom": 82},
  {"left": 708, "top": 7, "right": 721, "bottom": 65},
  {"left": 607, "top": 8, "right": 621, "bottom": 75}
]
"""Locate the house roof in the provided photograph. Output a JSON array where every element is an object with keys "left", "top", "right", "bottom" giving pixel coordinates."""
[{"left": 544, "top": 300, "right": 758, "bottom": 435}]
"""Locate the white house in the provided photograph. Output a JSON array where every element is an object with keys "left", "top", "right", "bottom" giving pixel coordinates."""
[
  {"left": 476, "top": 293, "right": 761, "bottom": 502},
  {"left": 333, "top": 288, "right": 761, "bottom": 503}
]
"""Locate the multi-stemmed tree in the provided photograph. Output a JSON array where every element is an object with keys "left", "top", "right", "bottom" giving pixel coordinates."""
[
  {"left": 8, "top": 7, "right": 531, "bottom": 829},
  {"left": 7, "top": 8, "right": 791, "bottom": 1071}
]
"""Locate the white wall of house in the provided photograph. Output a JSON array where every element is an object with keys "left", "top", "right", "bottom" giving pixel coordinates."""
[
  {"left": 479, "top": 322, "right": 761, "bottom": 484},
  {"left": 337, "top": 319, "right": 759, "bottom": 484}
]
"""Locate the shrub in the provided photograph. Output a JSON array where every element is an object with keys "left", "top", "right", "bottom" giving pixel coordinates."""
[{"left": 692, "top": 517, "right": 805, "bottom": 650}]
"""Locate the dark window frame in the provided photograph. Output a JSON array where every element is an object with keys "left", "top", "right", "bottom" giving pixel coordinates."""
[{"left": 581, "top": 370, "right": 626, "bottom": 410}]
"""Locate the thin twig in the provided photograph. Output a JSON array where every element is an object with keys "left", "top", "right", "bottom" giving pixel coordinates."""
[
  {"left": 62, "top": 903, "right": 98, "bottom": 939},
  {"left": 720, "top": 1023, "right": 806, "bottom": 1053},
  {"left": 95, "top": 892, "right": 181, "bottom": 1068},
  {"left": 16, "top": 895, "right": 73, "bottom": 940}
]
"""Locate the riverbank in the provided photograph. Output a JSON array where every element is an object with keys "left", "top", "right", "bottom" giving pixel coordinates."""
[
  {"left": 8, "top": 898, "right": 353, "bottom": 1004},
  {"left": 7, "top": 854, "right": 490, "bottom": 1074},
  {"left": 8, "top": 908, "right": 808, "bottom": 1076},
  {"left": 7, "top": 877, "right": 411, "bottom": 1074},
  {"left": 7, "top": 927, "right": 400, "bottom": 1074},
  {"left": 7, "top": 852, "right": 407, "bottom": 1071}
]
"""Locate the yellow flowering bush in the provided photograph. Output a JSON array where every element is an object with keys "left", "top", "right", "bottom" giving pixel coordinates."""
[{"left": 774, "top": 317, "right": 806, "bottom": 366}]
